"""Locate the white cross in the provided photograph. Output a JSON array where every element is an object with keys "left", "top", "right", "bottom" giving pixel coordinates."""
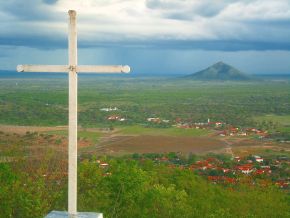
[{"left": 17, "top": 10, "right": 130, "bottom": 216}]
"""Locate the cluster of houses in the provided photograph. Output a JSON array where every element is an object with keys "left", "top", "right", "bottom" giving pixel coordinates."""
[
  {"left": 202, "top": 155, "right": 288, "bottom": 188},
  {"left": 218, "top": 128, "right": 268, "bottom": 138},
  {"left": 152, "top": 154, "right": 289, "bottom": 189},
  {"left": 175, "top": 119, "right": 224, "bottom": 129},
  {"left": 187, "top": 157, "right": 271, "bottom": 176},
  {"left": 95, "top": 153, "right": 289, "bottom": 189},
  {"left": 175, "top": 122, "right": 223, "bottom": 129},
  {"left": 146, "top": 117, "right": 268, "bottom": 138},
  {"left": 100, "top": 107, "right": 269, "bottom": 138}
]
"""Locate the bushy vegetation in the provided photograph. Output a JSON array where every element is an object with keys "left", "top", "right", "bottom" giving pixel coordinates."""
[{"left": 1, "top": 156, "right": 289, "bottom": 218}]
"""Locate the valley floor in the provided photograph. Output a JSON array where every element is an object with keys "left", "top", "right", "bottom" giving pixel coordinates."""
[{"left": 1, "top": 124, "right": 289, "bottom": 158}]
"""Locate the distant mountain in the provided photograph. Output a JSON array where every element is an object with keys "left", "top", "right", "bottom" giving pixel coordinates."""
[{"left": 185, "top": 62, "right": 251, "bottom": 81}]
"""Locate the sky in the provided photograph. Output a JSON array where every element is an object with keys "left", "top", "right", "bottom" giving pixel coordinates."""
[{"left": 0, "top": 0, "right": 290, "bottom": 75}]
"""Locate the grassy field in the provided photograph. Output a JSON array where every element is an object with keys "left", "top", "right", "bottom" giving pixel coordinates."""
[
  {"left": 254, "top": 114, "right": 290, "bottom": 133},
  {"left": 255, "top": 114, "right": 290, "bottom": 125}
]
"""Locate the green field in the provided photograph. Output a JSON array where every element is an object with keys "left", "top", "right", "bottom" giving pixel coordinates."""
[
  {"left": 254, "top": 114, "right": 290, "bottom": 133},
  {"left": 255, "top": 114, "right": 290, "bottom": 125}
]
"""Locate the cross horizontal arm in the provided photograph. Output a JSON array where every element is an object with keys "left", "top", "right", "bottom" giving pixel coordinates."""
[
  {"left": 17, "top": 65, "right": 68, "bottom": 73},
  {"left": 17, "top": 65, "right": 130, "bottom": 73}
]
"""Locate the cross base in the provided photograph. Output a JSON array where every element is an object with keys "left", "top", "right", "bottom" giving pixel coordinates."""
[{"left": 45, "top": 211, "right": 103, "bottom": 218}]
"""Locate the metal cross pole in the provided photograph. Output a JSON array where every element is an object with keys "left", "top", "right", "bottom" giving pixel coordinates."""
[{"left": 17, "top": 10, "right": 130, "bottom": 217}]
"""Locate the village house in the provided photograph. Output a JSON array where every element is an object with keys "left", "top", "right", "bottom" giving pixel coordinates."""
[
  {"left": 237, "top": 132, "right": 247, "bottom": 136},
  {"left": 99, "top": 162, "right": 109, "bottom": 168},
  {"left": 208, "top": 121, "right": 224, "bottom": 128},
  {"left": 147, "top": 117, "right": 161, "bottom": 123},
  {"left": 253, "top": 155, "right": 264, "bottom": 163},
  {"left": 230, "top": 127, "right": 239, "bottom": 133},
  {"left": 234, "top": 156, "right": 241, "bottom": 162},
  {"left": 107, "top": 115, "right": 126, "bottom": 121},
  {"left": 236, "top": 164, "right": 254, "bottom": 174},
  {"left": 100, "top": 107, "right": 119, "bottom": 112},
  {"left": 189, "top": 158, "right": 221, "bottom": 171},
  {"left": 221, "top": 168, "right": 231, "bottom": 173}
]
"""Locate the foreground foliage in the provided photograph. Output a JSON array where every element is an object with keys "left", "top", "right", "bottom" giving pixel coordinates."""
[{"left": 1, "top": 155, "right": 289, "bottom": 218}]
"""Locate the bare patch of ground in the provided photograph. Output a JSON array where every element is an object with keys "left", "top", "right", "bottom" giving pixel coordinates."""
[
  {"left": 93, "top": 135, "right": 226, "bottom": 155},
  {"left": 2, "top": 125, "right": 289, "bottom": 157}
]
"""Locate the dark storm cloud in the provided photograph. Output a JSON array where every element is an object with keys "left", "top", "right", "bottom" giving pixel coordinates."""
[
  {"left": 138, "top": 40, "right": 290, "bottom": 51},
  {"left": 2, "top": 0, "right": 60, "bottom": 21},
  {"left": 0, "top": 35, "right": 66, "bottom": 50},
  {"left": 0, "top": 30, "right": 289, "bottom": 52},
  {"left": 76, "top": 38, "right": 290, "bottom": 52}
]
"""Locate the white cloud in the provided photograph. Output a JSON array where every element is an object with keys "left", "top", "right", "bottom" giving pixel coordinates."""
[
  {"left": 219, "top": 0, "right": 290, "bottom": 21},
  {"left": 0, "top": 0, "right": 289, "bottom": 49},
  {"left": 52, "top": 0, "right": 290, "bottom": 42}
]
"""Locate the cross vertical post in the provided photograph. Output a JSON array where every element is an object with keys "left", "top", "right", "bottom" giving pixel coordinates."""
[
  {"left": 68, "top": 10, "right": 78, "bottom": 216},
  {"left": 17, "top": 9, "right": 130, "bottom": 217}
]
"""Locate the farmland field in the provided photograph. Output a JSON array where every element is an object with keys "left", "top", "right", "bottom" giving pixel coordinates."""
[{"left": 93, "top": 135, "right": 225, "bottom": 155}]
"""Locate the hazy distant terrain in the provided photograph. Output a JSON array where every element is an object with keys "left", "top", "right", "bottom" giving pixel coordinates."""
[{"left": 0, "top": 73, "right": 289, "bottom": 127}]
